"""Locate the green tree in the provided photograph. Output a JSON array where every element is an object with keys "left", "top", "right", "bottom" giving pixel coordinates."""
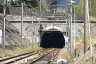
[
  {"left": 76, "top": 6, "right": 82, "bottom": 14},
  {"left": 0, "top": 0, "right": 3, "bottom": 4},
  {"left": 72, "top": 5, "right": 74, "bottom": 13},
  {"left": 75, "top": 1, "right": 82, "bottom": 14},
  {"left": 76, "top": 0, "right": 96, "bottom": 17}
]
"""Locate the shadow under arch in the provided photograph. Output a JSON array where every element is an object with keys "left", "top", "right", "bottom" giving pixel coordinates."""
[{"left": 40, "top": 28, "right": 65, "bottom": 48}]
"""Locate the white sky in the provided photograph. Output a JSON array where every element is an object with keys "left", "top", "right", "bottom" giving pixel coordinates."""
[{"left": 0, "top": 30, "right": 2, "bottom": 43}]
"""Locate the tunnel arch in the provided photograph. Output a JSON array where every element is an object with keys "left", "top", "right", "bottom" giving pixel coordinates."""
[
  {"left": 45, "top": 26, "right": 64, "bottom": 32},
  {"left": 40, "top": 26, "right": 65, "bottom": 48}
]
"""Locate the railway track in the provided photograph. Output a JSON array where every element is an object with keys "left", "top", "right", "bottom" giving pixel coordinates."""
[
  {"left": 0, "top": 51, "right": 38, "bottom": 64},
  {"left": 26, "top": 48, "right": 61, "bottom": 64},
  {"left": 0, "top": 48, "right": 61, "bottom": 64},
  {"left": 0, "top": 48, "right": 45, "bottom": 64}
]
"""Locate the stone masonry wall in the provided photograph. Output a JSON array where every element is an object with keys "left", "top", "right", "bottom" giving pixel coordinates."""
[{"left": 11, "top": 22, "right": 85, "bottom": 45}]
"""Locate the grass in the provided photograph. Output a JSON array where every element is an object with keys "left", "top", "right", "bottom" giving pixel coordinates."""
[
  {"left": 77, "top": 50, "right": 81, "bottom": 55},
  {"left": 81, "top": 58, "right": 92, "bottom": 64},
  {"left": 70, "top": 26, "right": 96, "bottom": 64},
  {"left": 90, "top": 16, "right": 96, "bottom": 21},
  {"left": 81, "top": 53, "right": 96, "bottom": 64},
  {"left": 0, "top": 50, "right": 22, "bottom": 57},
  {"left": 71, "top": 57, "right": 93, "bottom": 64},
  {"left": 76, "top": 30, "right": 96, "bottom": 47},
  {"left": 0, "top": 46, "right": 41, "bottom": 57},
  {"left": 0, "top": 13, "right": 3, "bottom": 15}
]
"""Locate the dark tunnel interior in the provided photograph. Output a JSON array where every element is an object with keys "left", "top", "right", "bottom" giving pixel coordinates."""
[{"left": 40, "top": 31, "right": 65, "bottom": 48}]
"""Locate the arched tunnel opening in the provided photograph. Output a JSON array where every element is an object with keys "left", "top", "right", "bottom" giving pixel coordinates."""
[{"left": 40, "top": 31, "right": 65, "bottom": 48}]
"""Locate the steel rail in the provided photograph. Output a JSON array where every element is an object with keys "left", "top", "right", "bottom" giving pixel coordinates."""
[
  {"left": 0, "top": 51, "right": 34, "bottom": 62},
  {"left": 46, "top": 49, "right": 61, "bottom": 64},
  {"left": 29, "top": 49, "right": 55, "bottom": 64},
  {"left": 4, "top": 52, "right": 38, "bottom": 64}
]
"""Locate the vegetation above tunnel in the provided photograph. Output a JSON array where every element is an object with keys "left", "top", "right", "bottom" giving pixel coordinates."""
[
  {"left": 5, "top": 0, "right": 62, "bottom": 11},
  {"left": 74, "top": 0, "right": 96, "bottom": 17}
]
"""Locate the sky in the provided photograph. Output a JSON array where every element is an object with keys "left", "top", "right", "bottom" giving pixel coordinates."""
[
  {"left": 0, "top": 30, "right": 2, "bottom": 43},
  {"left": 57, "top": 0, "right": 80, "bottom": 9},
  {"left": 58, "top": 0, "right": 80, "bottom": 5},
  {"left": 8, "top": 0, "right": 19, "bottom": 1}
]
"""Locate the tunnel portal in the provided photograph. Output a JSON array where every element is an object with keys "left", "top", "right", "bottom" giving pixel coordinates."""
[{"left": 40, "top": 31, "right": 65, "bottom": 48}]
